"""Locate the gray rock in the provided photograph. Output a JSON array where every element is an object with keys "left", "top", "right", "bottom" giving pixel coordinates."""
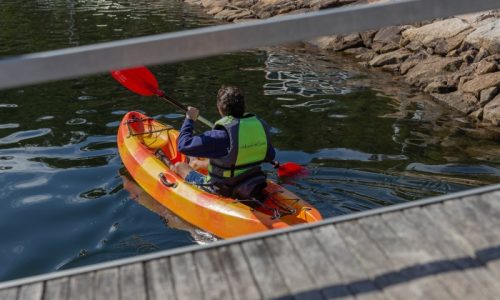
[
  {"left": 461, "top": 72, "right": 500, "bottom": 97},
  {"left": 458, "top": 75, "right": 474, "bottom": 90},
  {"left": 369, "top": 49, "right": 411, "bottom": 67},
  {"left": 371, "top": 26, "right": 404, "bottom": 52},
  {"left": 214, "top": 8, "right": 252, "bottom": 21},
  {"left": 355, "top": 49, "right": 377, "bottom": 61},
  {"left": 405, "top": 56, "right": 463, "bottom": 87},
  {"left": 360, "top": 30, "right": 377, "bottom": 48},
  {"left": 231, "top": 0, "right": 254, "bottom": 8},
  {"left": 475, "top": 60, "right": 498, "bottom": 75},
  {"left": 431, "top": 91, "right": 478, "bottom": 114},
  {"left": 201, "top": 0, "right": 228, "bottom": 9},
  {"left": 378, "top": 42, "right": 400, "bottom": 54},
  {"left": 343, "top": 47, "right": 370, "bottom": 55},
  {"left": 400, "top": 51, "right": 428, "bottom": 75},
  {"left": 483, "top": 93, "right": 500, "bottom": 125},
  {"left": 464, "top": 19, "right": 500, "bottom": 54},
  {"left": 381, "top": 64, "right": 400, "bottom": 73},
  {"left": 251, "top": 0, "right": 299, "bottom": 18},
  {"left": 434, "top": 29, "right": 473, "bottom": 56},
  {"left": 486, "top": 53, "right": 500, "bottom": 63},
  {"left": 311, "top": 34, "right": 363, "bottom": 51},
  {"left": 402, "top": 18, "right": 472, "bottom": 49},
  {"left": 424, "top": 81, "right": 457, "bottom": 94},
  {"left": 405, "top": 40, "right": 424, "bottom": 52},
  {"left": 474, "top": 48, "right": 490, "bottom": 63},
  {"left": 207, "top": 6, "right": 225, "bottom": 14},
  {"left": 480, "top": 87, "right": 499, "bottom": 106}
]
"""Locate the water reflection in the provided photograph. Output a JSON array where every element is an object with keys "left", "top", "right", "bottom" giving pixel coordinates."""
[
  {"left": 264, "top": 51, "right": 351, "bottom": 97},
  {"left": 120, "top": 170, "right": 218, "bottom": 245}
]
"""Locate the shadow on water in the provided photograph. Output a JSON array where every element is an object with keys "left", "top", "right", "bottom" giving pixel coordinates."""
[{"left": 0, "top": 0, "right": 499, "bottom": 282}]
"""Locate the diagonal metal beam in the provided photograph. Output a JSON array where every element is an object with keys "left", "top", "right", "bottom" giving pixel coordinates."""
[{"left": 0, "top": 0, "right": 498, "bottom": 90}]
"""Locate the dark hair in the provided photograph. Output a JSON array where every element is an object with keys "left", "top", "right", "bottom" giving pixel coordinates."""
[{"left": 217, "top": 85, "right": 245, "bottom": 118}]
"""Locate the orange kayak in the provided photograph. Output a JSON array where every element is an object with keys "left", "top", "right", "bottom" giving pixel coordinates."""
[{"left": 117, "top": 111, "right": 322, "bottom": 238}]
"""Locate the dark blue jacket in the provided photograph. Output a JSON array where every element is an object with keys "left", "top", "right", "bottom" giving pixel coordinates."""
[{"left": 177, "top": 118, "right": 276, "bottom": 160}]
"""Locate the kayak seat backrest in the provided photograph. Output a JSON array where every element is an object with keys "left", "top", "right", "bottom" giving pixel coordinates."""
[{"left": 213, "top": 168, "right": 267, "bottom": 201}]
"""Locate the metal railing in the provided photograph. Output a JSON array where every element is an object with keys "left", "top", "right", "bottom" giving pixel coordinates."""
[{"left": 0, "top": 0, "right": 498, "bottom": 90}]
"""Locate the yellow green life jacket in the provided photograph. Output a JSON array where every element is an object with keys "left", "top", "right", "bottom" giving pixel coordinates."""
[{"left": 207, "top": 114, "right": 271, "bottom": 183}]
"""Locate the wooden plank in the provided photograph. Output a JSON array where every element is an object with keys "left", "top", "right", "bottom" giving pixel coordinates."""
[
  {"left": 359, "top": 215, "right": 453, "bottom": 300},
  {"left": 94, "top": 268, "right": 119, "bottom": 300},
  {"left": 193, "top": 249, "right": 232, "bottom": 300},
  {"left": 403, "top": 207, "right": 494, "bottom": 299},
  {"left": 145, "top": 258, "right": 176, "bottom": 300},
  {"left": 424, "top": 204, "right": 500, "bottom": 296},
  {"left": 241, "top": 239, "right": 291, "bottom": 299},
  {"left": 443, "top": 197, "right": 500, "bottom": 276},
  {"left": 473, "top": 192, "right": 500, "bottom": 227},
  {"left": 382, "top": 210, "right": 475, "bottom": 300},
  {"left": 288, "top": 228, "right": 354, "bottom": 300},
  {"left": 0, "top": 288, "right": 17, "bottom": 300},
  {"left": 170, "top": 253, "right": 203, "bottom": 300},
  {"left": 17, "top": 283, "right": 43, "bottom": 300},
  {"left": 263, "top": 234, "right": 323, "bottom": 300},
  {"left": 69, "top": 273, "right": 94, "bottom": 300},
  {"left": 336, "top": 221, "right": 424, "bottom": 299},
  {"left": 311, "top": 225, "right": 385, "bottom": 300},
  {"left": 119, "top": 263, "right": 146, "bottom": 300},
  {"left": 217, "top": 244, "right": 261, "bottom": 299},
  {"left": 43, "top": 278, "right": 69, "bottom": 300}
]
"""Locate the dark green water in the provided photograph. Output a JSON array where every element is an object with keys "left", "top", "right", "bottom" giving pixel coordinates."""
[{"left": 1, "top": 0, "right": 499, "bottom": 282}]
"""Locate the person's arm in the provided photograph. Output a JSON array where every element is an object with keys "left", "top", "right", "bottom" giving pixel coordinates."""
[{"left": 177, "top": 118, "right": 229, "bottom": 158}]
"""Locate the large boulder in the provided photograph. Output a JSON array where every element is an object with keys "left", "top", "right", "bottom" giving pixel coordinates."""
[
  {"left": 461, "top": 72, "right": 500, "bottom": 97},
  {"left": 431, "top": 91, "right": 478, "bottom": 114},
  {"left": 405, "top": 56, "right": 463, "bottom": 87},
  {"left": 483, "top": 93, "right": 500, "bottom": 125},
  {"left": 464, "top": 19, "right": 500, "bottom": 54},
  {"left": 402, "top": 18, "right": 472, "bottom": 49}
]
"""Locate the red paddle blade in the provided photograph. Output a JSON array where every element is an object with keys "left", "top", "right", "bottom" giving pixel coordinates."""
[
  {"left": 278, "top": 162, "right": 309, "bottom": 178},
  {"left": 111, "top": 66, "right": 161, "bottom": 96}
]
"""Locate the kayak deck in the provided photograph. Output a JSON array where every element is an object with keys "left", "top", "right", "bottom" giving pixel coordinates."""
[{"left": 117, "top": 111, "right": 322, "bottom": 238}]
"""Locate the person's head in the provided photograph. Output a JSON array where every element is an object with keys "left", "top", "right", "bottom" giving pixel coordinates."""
[{"left": 216, "top": 85, "right": 245, "bottom": 118}]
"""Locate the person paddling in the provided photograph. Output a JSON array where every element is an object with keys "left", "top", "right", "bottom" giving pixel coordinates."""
[{"left": 162, "top": 85, "right": 276, "bottom": 199}]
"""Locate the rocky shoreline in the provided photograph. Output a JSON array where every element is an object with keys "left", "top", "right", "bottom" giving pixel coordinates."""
[{"left": 186, "top": 0, "right": 500, "bottom": 137}]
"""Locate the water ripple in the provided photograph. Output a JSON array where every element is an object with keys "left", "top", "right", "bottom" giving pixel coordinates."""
[
  {"left": 0, "top": 128, "right": 52, "bottom": 145},
  {"left": 12, "top": 194, "right": 52, "bottom": 208},
  {"left": 0, "top": 104, "right": 18, "bottom": 108},
  {"left": 0, "top": 123, "right": 20, "bottom": 129}
]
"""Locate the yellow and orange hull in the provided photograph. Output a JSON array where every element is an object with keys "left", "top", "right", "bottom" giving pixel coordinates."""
[{"left": 117, "top": 111, "right": 322, "bottom": 239}]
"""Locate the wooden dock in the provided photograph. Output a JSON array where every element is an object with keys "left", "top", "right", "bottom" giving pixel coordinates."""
[{"left": 1, "top": 184, "right": 500, "bottom": 300}]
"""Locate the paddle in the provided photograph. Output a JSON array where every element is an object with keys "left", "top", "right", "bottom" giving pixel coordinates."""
[
  {"left": 111, "top": 66, "right": 307, "bottom": 179},
  {"left": 110, "top": 66, "right": 214, "bottom": 128}
]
